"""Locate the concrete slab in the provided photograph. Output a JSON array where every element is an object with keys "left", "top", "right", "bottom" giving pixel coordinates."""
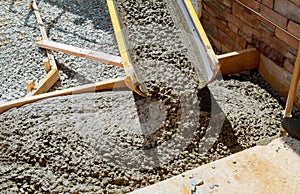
[{"left": 130, "top": 136, "right": 300, "bottom": 194}]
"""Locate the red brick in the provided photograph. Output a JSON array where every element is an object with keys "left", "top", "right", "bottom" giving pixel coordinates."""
[
  {"left": 258, "top": 21, "right": 275, "bottom": 36},
  {"left": 204, "top": 1, "right": 231, "bottom": 15},
  {"left": 232, "top": 2, "right": 260, "bottom": 27},
  {"left": 221, "top": 44, "right": 232, "bottom": 53},
  {"left": 217, "top": 29, "right": 236, "bottom": 50},
  {"left": 228, "top": 22, "right": 238, "bottom": 33},
  {"left": 262, "top": 0, "right": 274, "bottom": 9},
  {"left": 284, "top": 58, "right": 294, "bottom": 74},
  {"left": 236, "top": 35, "right": 248, "bottom": 48},
  {"left": 287, "top": 21, "right": 300, "bottom": 38},
  {"left": 238, "top": 0, "right": 260, "bottom": 11},
  {"left": 286, "top": 51, "right": 297, "bottom": 64},
  {"left": 238, "top": 30, "right": 252, "bottom": 43},
  {"left": 255, "top": 30, "right": 290, "bottom": 56},
  {"left": 224, "top": 12, "right": 240, "bottom": 26},
  {"left": 202, "top": 22, "right": 218, "bottom": 40},
  {"left": 252, "top": 35, "right": 286, "bottom": 65},
  {"left": 289, "top": 0, "right": 300, "bottom": 7},
  {"left": 274, "top": 0, "right": 300, "bottom": 24},
  {"left": 260, "top": 4, "right": 288, "bottom": 29},
  {"left": 275, "top": 27, "right": 299, "bottom": 49},
  {"left": 217, "top": 27, "right": 246, "bottom": 50},
  {"left": 203, "top": 4, "right": 217, "bottom": 17},
  {"left": 224, "top": 12, "right": 256, "bottom": 37},
  {"left": 202, "top": 12, "right": 227, "bottom": 32},
  {"left": 209, "top": 36, "right": 222, "bottom": 51},
  {"left": 219, "top": 0, "right": 232, "bottom": 8},
  {"left": 224, "top": 27, "right": 238, "bottom": 40},
  {"left": 288, "top": 46, "right": 299, "bottom": 57},
  {"left": 255, "top": 13, "right": 276, "bottom": 30}
]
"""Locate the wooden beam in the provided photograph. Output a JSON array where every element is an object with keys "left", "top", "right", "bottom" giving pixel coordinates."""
[
  {"left": 30, "top": 0, "right": 60, "bottom": 97},
  {"left": 36, "top": 39, "right": 123, "bottom": 68},
  {"left": 107, "top": 0, "right": 146, "bottom": 96},
  {"left": 31, "top": 68, "right": 60, "bottom": 95},
  {"left": 31, "top": 1, "right": 48, "bottom": 41},
  {"left": 32, "top": 1, "right": 57, "bottom": 70},
  {"left": 284, "top": 44, "right": 300, "bottom": 117},
  {"left": 218, "top": 48, "right": 260, "bottom": 75},
  {"left": 0, "top": 77, "right": 127, "bottom": 114},
  {"left": 183, "top": 0, "right": 219, "bottom": 68}
]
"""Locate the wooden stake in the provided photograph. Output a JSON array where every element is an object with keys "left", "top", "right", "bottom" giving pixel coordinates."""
[
  {"left": 31, "top": 69, "right": 60, "bottom": 95},
  {"left": 43, "top": 57, "right": 51, "bottom": 72},
  {"left": 26, "top": 80, "right": 35, "bottom": 93},
  {"left": 29, "top": 0, "right": 59, "bottom": 96},
  {"left": 284, "top": 44, "right": 300, "bottom": 118}
]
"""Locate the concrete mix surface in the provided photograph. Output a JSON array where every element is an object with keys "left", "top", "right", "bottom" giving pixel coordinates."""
[{"left": 0, "top": 0, "right": 286, "bottom": 193}]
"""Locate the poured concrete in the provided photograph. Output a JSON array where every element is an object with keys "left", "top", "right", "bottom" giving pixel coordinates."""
[{"left": 131, "top": 136, "right": 300, "bottom": 194}]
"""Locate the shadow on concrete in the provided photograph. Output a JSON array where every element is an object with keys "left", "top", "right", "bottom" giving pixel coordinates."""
[
  {"left": 7, "top": 0, "right": 114, "bottom": 44},
  {"left": 282, "top": 136, "right": 300, "bottom": 156},
  {"left": 49, "top": 60, "right": 93, "bottom": 90},
  {"left": 42, "top": 0, "right": 112, "bottom": 30},
  {"left": 133, "top": 86, "right": 242, "bottom": 167}
]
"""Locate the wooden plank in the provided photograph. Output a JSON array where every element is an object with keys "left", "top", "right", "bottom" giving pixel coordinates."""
[
  {"left": 32, "top": 0, "right": 57, "bottom": 70},
  {"left": 0, "top": 77, "right": 127, "bottom": 114},
  {"left": 259, "top": 54, "right": 300, "bottom": 110},
  {"left": 31, "top": 0, "right": 48, "bottom": 41},
  {"left": 218, "top": 48, "right": 260, "bottom": 75},
  {"left": 284, "top": 44, "right": 300, "bottom": 117},
  {"left": 183, "top": 0, "right": 219, "bottom": 69},
  {"left": 31, "top": 68, "right": 60, "bottom": 95},
  {"left": 107, "top": 0, "right": 146, "bottom": 96},
  {"left": 36, "top": 39, "right": 123, "bottom": 68},
  {"left": 29, "top": 0, "right": 60, "bottom": 97}
]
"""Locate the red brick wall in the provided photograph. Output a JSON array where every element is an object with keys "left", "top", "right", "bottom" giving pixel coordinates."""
[{"left": 198, "top": 0, "right": 300, "bottom": 73}]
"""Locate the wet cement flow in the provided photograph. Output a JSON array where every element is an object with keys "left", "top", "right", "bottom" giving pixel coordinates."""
[
  {"left": 0, "top": 72, "right": 283, "bottom": 193},
  {"left": 0, "top": 0, "right": 284, "bottom": 193}
]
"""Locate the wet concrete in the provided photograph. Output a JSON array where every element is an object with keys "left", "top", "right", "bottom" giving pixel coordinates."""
[
  {"left": 0, "top": 72, "right": 283, "bottom": 193},
  {"left": 0, "top": 0, "right": 284, "bottom": 193}
]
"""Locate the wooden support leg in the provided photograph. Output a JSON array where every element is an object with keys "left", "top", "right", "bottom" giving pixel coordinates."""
[
  {"left": 27, "top": 0, "right": 60, "bottom": 96},
  {"left": 43, "top": 57, "right": 51, "bottom": 72},
  {"left": 26, "top": 80, "right": 35, "bottom": 93},
  {"left": 0, "top": 77, "right": 127, "bottom": 114}
]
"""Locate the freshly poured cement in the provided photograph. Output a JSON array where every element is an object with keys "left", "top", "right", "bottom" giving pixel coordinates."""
[
  {"left": 115, "top": 0, "right": 212, "bottom": 94},
  {"left": 0, "top": 72, "right": 283, "bottom": 193},
  {"left": 0, "top": 0, "right": 283, "bottom": 193}
]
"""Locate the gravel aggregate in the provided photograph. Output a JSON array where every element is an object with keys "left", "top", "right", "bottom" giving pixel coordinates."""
[
  {"left": 0, "top": 0, "right": 124, "bottom": 102},
  {"left": 38, "top": 0, "right": 124, "bottom": 90},
  {"left": 0, "top": 0, "right": 45, "bottom": 102},
  {"left": 0, "top": 0, "right": 285, "bottom": 193}
]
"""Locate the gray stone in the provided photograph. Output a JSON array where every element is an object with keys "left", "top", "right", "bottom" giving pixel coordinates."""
[{"left": 274, "top": 0, "right": 300, "bottom": 24}]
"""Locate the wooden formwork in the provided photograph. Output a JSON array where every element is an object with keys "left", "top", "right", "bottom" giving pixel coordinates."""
[{"left": 0, "top": 0, "right": 261, "bottom": 114}]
